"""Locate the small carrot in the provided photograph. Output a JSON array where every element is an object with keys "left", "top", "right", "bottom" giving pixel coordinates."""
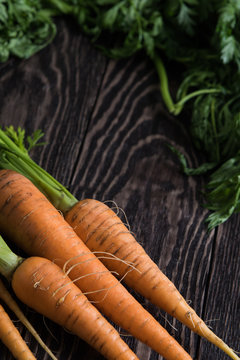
[
  {"left": 0, "top": 302, "right": 36, "bottom": 360},
  {"left": 0, "top": 235, "right": 138, "bottom": 360},
  {"left": 0, "top": 126, "right": 238, "bottom": 360},
  {"left": 0, "top": 279, "right": 58, "bottom": 360},
  {"left": 0, "top": 126, "right": 237, "bottom": 360},
  {"left": 0, "top": 169, "right": 192, "bottom": 360}
]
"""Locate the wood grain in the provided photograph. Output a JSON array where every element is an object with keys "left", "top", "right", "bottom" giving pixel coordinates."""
[{"left": 0, "top": 17, "right": 239, "bottom": 360}]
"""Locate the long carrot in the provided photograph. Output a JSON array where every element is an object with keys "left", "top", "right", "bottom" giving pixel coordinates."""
[
  {"left": 0, "top": 126, "right": 237, "bottom": 360},
  {"left": 0, "top": 279, "right": 58, "bottom": 360},
  {"left": 66, "top": 198, "right": 240, "bottom": 358},
  {"left": 0, "top": 235, "right": 138, "bottom": 360},
  {"left": 0, "top": 169, "right": 192, "bottom": 360},
  {"left": 0, "top": 302, "right": 36, "bottom": 360}
]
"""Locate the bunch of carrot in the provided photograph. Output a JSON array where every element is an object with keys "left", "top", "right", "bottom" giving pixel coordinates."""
[
  {"left": 0, "top": 168, "right": 192, "bottom": 360},
  {"left": 0, "top": 126, "right": 238, "bottom": 360}
]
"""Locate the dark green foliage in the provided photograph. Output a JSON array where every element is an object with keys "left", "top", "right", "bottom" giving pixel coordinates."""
[
  {"left": 0, "top": 0, "right": 56, "bottom": 61},
  {"left": 2, "top": 0, "right": 240, "bottom": 228},
  {"left": 204, "top": 153, "right": 240, "bottom": 230}
]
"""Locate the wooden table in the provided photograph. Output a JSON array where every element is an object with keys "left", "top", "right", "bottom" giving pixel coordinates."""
[{"left": 0, "top": 18, "right": 239, "bottom": 360}]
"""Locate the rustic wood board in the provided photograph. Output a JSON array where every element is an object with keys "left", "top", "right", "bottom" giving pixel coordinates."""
[{"left": 0, "top": 19, "right": 239, "bottom": 360}]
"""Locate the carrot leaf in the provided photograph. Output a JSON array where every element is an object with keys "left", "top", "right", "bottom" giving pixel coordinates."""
[
  {"left": 204, "top": 153, "right": 240, "bottom": 230},
  {"left": 3, "top": 126, "right": 45, "bottom": 153}
]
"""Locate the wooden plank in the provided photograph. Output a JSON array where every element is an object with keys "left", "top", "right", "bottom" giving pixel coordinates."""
[
  {"left": 0, "top": 18, "right": 239, "bottom": 360},
  {"left": 0, "top": 18, "right": 107, "bottom": 185},
  {"left": 198, "top": 220, "right": 240, "bottom": 360},
  {"left": 69, "top": 54, "right": 219, "bottom": 360}
]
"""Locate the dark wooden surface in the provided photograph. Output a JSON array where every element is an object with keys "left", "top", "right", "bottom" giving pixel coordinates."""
[{"left": 0, "top": 19, "right": 239, "bottom": 360}]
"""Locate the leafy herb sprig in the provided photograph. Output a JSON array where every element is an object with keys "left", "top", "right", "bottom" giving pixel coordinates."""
[{"left": 0, "top": 0, "right": 56, "bottom": 61}]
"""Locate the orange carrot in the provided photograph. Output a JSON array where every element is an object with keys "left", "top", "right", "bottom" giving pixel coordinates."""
[
  {"left": 0, "top": 279, "right": 58, "bottom": 360},
  {"left": 65, "top": 198, "right": 240, "bottom": 360},
  {"left": 0, "top": 236, "right": 138, "bottom": 360},
  {"left": 0, "top": 302, "right": 36, "bottom": 360},
  {"left": 0, "top": 127, "right": 238, "bottom": 360},
  {"left": 0, "top": 169, "right": 192, "bottom": 360}
]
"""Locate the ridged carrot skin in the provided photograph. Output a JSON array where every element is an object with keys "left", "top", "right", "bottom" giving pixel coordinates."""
[
  {"left": 11, "top": 256, "right": 138, "bottom": 360},
  {"left": 66, "top": 199, "right": 198, "bottom": 323},
  {"left": 0, "top": 303, "right": 36, "bottom": 360},
  {"left": 65, "top": 198, "right": 240, "bottom": 360},
  {"left": 0, "top": 170, "right": 192, "bottom": 360}
]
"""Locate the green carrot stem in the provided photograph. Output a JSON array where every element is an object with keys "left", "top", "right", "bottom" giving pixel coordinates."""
[
  {"left": 152, "top": 53, "right": 221, "bottom": 116},
  {"left": 0, "top": 129, "right": 77, "bottom": 213},
  {"left": 152, "top": 53, "right": 176, "bottom": 114},
  {"left": 0, "top": 236, "right": 23, "bottom": 281},
  {"left": 174, "top": 88, "right": 221, "bottom": 115}
]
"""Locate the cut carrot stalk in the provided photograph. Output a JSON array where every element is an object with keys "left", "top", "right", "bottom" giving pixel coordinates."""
[
  {"left": 0, "top": 302, "right": 36, "bottom": 360},
  {"left": 0, "top": 279, "right": 58, "bottom": 360},
  {"left": 0, "top": 126, "right": 238, "bottom": 360},
  {"left": 0, "top": 170, "right": 192, "bottom": 360},
  {"left": 0, "top": 235, "right": 138, "bottom": 360}
]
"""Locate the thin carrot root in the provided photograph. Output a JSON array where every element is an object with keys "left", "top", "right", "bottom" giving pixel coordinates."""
[
  {"left": 65, "top": 198, "right": 240, "bottom": 360},
  {"left": 83, "top": 267, "right": 137, "bottom": 305},
  {"left": 57, "top": 254, "right": 137, "bottom": 304},
  {"left": 62, "top": 250, "right": 140, "bottom": 276},
  {"left": 191, "top": 318, "right": 239, "bottom": 360},
  {"left": 103, "top": 200, "right": 133, "bottom": 232},
  {"left": 0, "top": 279, "right": 58, "bottom": 360},
  {"left": 0, "top": 302, "right": 37, "bottom": 360}
]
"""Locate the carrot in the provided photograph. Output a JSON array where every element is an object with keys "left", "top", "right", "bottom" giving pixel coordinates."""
[
  {"left": 0, "top": 302, "right": 36, "bottom": 360},
  {"left": 66, "top": 198, "right": 240, "bottom": 360},
  {"left": 0, "top": 279, "right": 58, "bottom": 360},
  {"left": 0, "top": 126, "right": 238, "bottom": 360},
  {"left": 0, "top": 169, "right": 192, "bottom": 360},
  {"left": 0, "top": 235, "right": 138, "bottom": 360}
]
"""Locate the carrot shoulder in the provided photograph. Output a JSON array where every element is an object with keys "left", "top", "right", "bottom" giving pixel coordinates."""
[
  {"left": 0, "top": 302, "right": 36, "bottom": 360},
  {"left": 0, "top": 169, "right": 192, "bottom": 360}
]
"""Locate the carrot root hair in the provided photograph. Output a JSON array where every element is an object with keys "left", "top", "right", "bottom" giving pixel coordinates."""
[
  {"left": 54, "top": 256, "right": 137, "bottom": 305},
  {"left": 62, "top": 250, "right": 141, "bottom": 276}
]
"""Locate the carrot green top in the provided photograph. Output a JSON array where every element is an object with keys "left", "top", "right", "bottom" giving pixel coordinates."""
[
  {"left": 0, "top": 126, "right": 78, "bottom": 213},
  {"left": 0, "top": 235, "right": 23, "bottom": 281}
]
